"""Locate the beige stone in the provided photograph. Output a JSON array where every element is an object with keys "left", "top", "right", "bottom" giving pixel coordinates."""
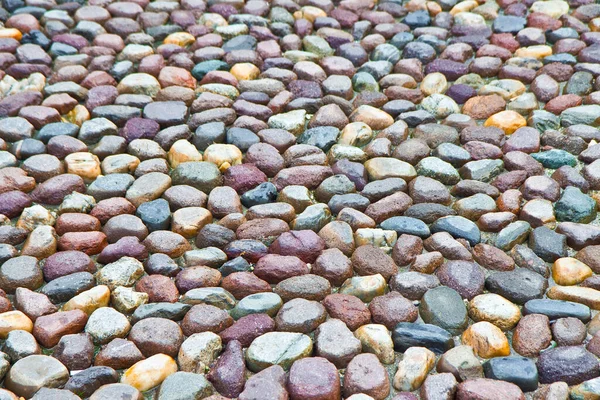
[
  {"left": 393, "top": 347, "right": 436, "bottom": 391},
  {"left": 168, "top": 140, "right": 202, "bottom": 168},
  {"left": 203, "top": 144, "right": 243, "bottom": 171},
  {"left": 354, "top": 324, "right": 395, "bottom": 364},
  {"left": 62, "top": 285, "right": 111, "bottom": 315},
  {"left": 468, "top": 294, "right": 521, "bottom": 331},
  {"left": 171, "top": 207, "right": 213, "bottom": 238}
]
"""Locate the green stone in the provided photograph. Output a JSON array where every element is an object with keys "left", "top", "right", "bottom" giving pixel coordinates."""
[
  {"left": 496, "top": 221, "right": 531, "bottom": 251},
  {"left": 531, "top": 149, "right": 577, "bottom": 169},
  {"left": 245, "top": 332, "right": 313, "bottom": 372},
  {"left": 230, "top": 292, "right": 283, "bottom": 320},
  {"left": 416, "top": 157, "right": 461, "bottom": 185},
  {"left": 528, "top": 110, "right": 560, "bottom": 132},
  {"left": 269, "top": 7, "right": 295, "bottom": 24},
  {"left": 171, "top": 161, "right": 223, "bottom": 193},
  {"left": 560, "top": 105, "right": 600, "bottom": 127},
  {"left": 198, "top": 83, "right": 239, "bottom": 99},
  {"left": 191, "top": 60, "right": 229, "bottom": 80},
  {"left": 156, "top": 372, "right": 214, "bottom": 400},
  {"left": 268, "top": 110, "right": 306, "bottom": 135},
  {"left": 459, "top": 159, "right": 504, "bottom": 182},
  {"left": 283, "top": 50, "right": 321, "bottom": 62},
  {"left": 339, "top": 274, "right": 386, "bottom": 302},
  {"left": 420, "top": 286, "right": 468, "bottom": 335},
  {"left": 302, "top": 36, "right": 334, "bottom": 57},
  {"left": 352, "top": 72, "right": 379, "bottom": 92},
  {"left": 572, "top": 377, "right": 600, "bottom": 400},
  {"left": 215, "top": 24, "right": 249, "bottom": 39},
  {"left": 291, "top": 204, "right": 331, "bottom": 231},
  {"left": 181, "top": 288, "right": 236, "bottom": 310},
  {"left": 554, "top": 186, "right": 597, "bottom": 223}
]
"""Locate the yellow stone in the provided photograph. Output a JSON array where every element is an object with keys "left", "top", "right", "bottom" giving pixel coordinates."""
[
  {"left": 349, "top": 105, "right": 394, "bottom": 130},
  {"left": 168, "top": 139, "right": 202, "bottom": 168},
  {"left": 468, "top": 294, "right": 522, "bottom": 331},
  {"left": 426, "top": 1, "right": 442, "bottom": 15},
  {"left": 339, "top": 274, "right": 387, "bottom": 303},
  {"left": 421, "top": 72, "right": 448, "bottom": 96},
  {"left": 453, "top": 11, "right": 486, "bottom": 26},
  {"left": 65, "top": 152, "right": 101, "bottom": 182},
  {"left": 230, "top": 63, "right": 260, "bottom": 81},
  {"left": 0, "top": 311, "right": 33, "bottom": 339},
  {"left": 514, "top": 45, "right": 553, "bottom": 59},
  {"left": 198, "top": 13, "right": 228, "bottom": 28},
  {"left": 0, "top": 28, "right": 22, "bottom": 40},
  {"left": 111, "top": 286, "right": 149, "bottom": 314},
  {"left": 450, "top": 1, "right": 479, "bottom": 15},
  {"left": 203, "top": 144, "right": 243, "bottom": 171},
  {"left": 547, "top": 286, "right": 600, "bottom": 310},
  {"left": 63, "top": 104, "right": 90, "bottom": 126},
  {"left": 484, "top": 110, "right": 526, "bottom": 134},
  {"left": 16, "top": 205, "right": 55, "bottom": 231},
  {"left": 295, "top": 6, "right": 327, "bottom": 22},
  {"left": 122, "top": 354, "right": 178, "bottom": 392},
  {"left": 354, "top": 324, "right": 395, "bottom": 364},
  {"left": 479, "top": 79, "right": 526, "bottom": 100},
  {"left": 63, "top": 285, "right": 111, "bottom": 315},
  {"left": 591, "top": 18, "right": 600, "bottom": 33},
  {"left": 406, "top": 0, "right": 427, "bottom": 12},
  {"left": 364, "top": 157, "right": 417, "bottom": 181},
  {"left": 178, "top": 332, "right": 222, "bottom": 373},
  {"left": 393, "top": 347, "right": 436, "bottom": 391},
  {"left": 354, "top": 228, "right": 397, "bottom": 250},
  {"left": 163, "top": 32, "right": 195, "bottom": 47},
  {"left": 172, "top": 207, "right": 213, "bottom": 238},
  {"left": 461, "top": 321, "right": 510, "bottom": 358},
  {"left": 553, "top": 257, "right": 593, "bottom": 286},
  {"left": 379, "top": 74, "right": 417, "bottom": 89},
  {"left": 530, "top": 0, "right": 569, "bottom": 18},
  {"left": 339, "top": 122, "right": 373, "bottom": 147}
]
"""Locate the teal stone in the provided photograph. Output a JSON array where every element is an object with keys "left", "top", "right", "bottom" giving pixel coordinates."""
[
  {"left": 560, "top": 105, "right": 600, "bottom": 127},
  {"left": 230, "top": 292, "right": 283, "bottom": 320},
  {"left": 554, "top": 186, "right": 597, "bottom": 223},
  {"left": 191, "top": 60, "right": 229, "bottom": 80},
  {"left": 529, "top": 110, "right": 560, "bottom": 132},
  {"left": 531, "top": 149, "right": 577, "bottom": 169},
  {"left": 496, "top": 221, "right": 531, "bottom": 251},
  {"left": 352, "top": 72, "right": 379, "bottom": 92}
]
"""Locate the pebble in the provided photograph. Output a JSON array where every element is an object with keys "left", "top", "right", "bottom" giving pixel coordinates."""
[
  {"left": 121, "top": 354, "right": 178, "bottom": 392},
  {"left": 419, "top": 286, "right": 468, "bottom": 335},
  {"left": 437, "top": 345, "right": 484, "bottom": 381},
  {"left": 314, "top": 319, "right": 361, "bottom": 368},
  {"left": 537, "top": 346, "right": 599, "bottom": 385},
  {"left": 393, "top": 323, "right": 454, "bottom": 355},
  {"left": 343, "top": 354, "right": 390, "bottom": 400},
  {"left": 245, "top": 332, "right": 313, "bottom": 372},
  {"left": 354, "top": 324, "right": 395, "bottom": 364},
  {"left": 468, "top": 293, "right": 522, "bottom": 330},
  {"left": 0, "top": 0, "right": 599, "bottom": 397},
  {"left": 461, "top": 321, "right": 510, "bottom": 358},
  {"left": 5, "top": 355, "right": 69, "bottom": 398},
  {"left": 287, "top": 357, "right": 341, "bottom": 400},
  {"left": 393, "top": 347, "right": 436, "bottom": 392}
]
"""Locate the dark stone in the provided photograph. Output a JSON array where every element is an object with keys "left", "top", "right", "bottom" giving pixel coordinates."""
[{"left": 392, "top": 322, "right": 454, "bottom": 354}]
